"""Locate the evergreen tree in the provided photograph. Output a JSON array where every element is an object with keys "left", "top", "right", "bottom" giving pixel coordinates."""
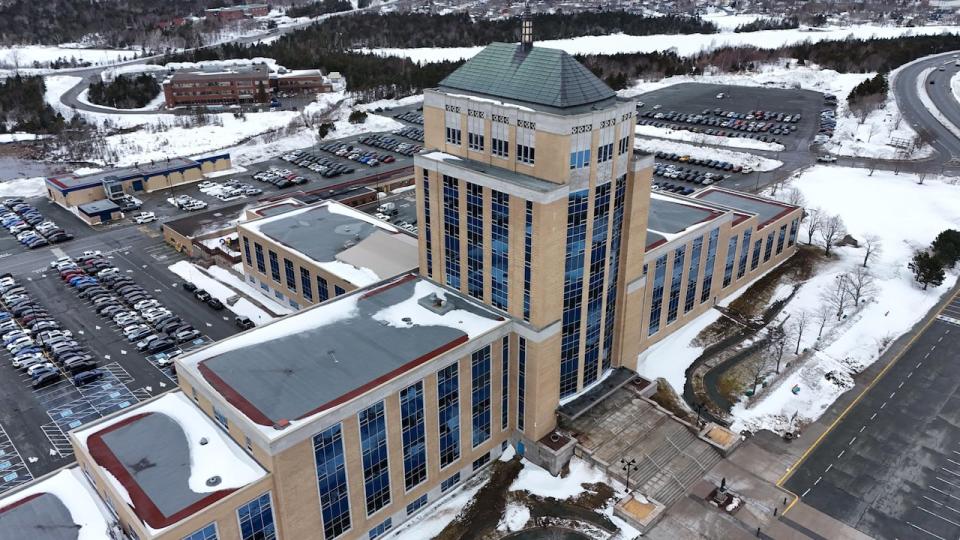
[
  {"left": 908, "top": 250, "right": 945, "bottom": 290},
  {"left": 932, "top": 229, "right": 960, "bottom": 267}
]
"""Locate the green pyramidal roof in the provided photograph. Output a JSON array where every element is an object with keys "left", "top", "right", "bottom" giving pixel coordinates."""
[{"left": 439, "top": 42, "right": 617, "bottom": 113}]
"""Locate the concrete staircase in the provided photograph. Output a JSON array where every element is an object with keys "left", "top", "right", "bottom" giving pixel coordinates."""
[{"left": 629, "top": 423, "right": 722, "bottom": 507}]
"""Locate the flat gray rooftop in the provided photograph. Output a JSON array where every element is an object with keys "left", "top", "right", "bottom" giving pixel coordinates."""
[
  {"left": 695, "top": 190, "right": 793, "bottom": 226},
  {"left": 48, "top": 157, "right": 198, "bottom": 190},
  {"left": 197, "top": 276, "right": 504, "bottom": 426},
  {"left": 647, "top": 196, "right": 722, "bottom": 234},
  {"left": 0, "top": 492, "right": 77, "bottom": 540},
  {"left": 420, "top": 152, "right": 563, "bottom": 194},
  {"left": 646, "top": 231, "right": 667, "bottom": 249},
  {"left": 78, "top": 199, "right": 121, "bottom": 214},
  {"left": 100, "top": 413, "right": 207, "bottom": 520},
  {"left": 252, "top": 204, "right": 385, "bottom": 263}
]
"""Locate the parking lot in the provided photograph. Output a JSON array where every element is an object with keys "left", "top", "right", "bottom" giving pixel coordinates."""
[{"left": 0, "top": 240, "right": 241, "bottom": 490}]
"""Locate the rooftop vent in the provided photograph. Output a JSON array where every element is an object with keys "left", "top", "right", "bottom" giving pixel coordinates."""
[
  {"left": 418, "top": 292, "right": 454, "bottom": 315},
  {"left": 205, "top": 476, "right": 221, "bottom": 487},
  {"left": 199, "top": 437, "right": 209, "bottom": 446}
]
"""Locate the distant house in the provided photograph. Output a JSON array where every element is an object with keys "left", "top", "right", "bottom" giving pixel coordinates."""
[{"left": 204, "top": 3, "right": 270, "bottom": 22}]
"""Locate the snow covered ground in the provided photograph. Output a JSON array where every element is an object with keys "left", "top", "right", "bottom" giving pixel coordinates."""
[
  {"left": 636, "top": 309, "right": 723, "bottom": 392},
  {"left": 387, "top": 448, "right": 639, "bottom": 540},
  {"left": 203, "top": 264, "right": 294, "bottom": 316},
  {"left": 0, "top": 133, "right": 48, "bottom": 143},
  {"left": 0, "top": 45, "right": 135, "bottom": 69},
  {"left": 362, "top": 24, "right": 960, "bottom": 64},
  {"left": 701, "top": 12, "right": 769, "bottom": 31},
  {"left": 0, "top": 177, "right": 47, "bottom": 198},
  {"left": 731, "top": 166, "right": 960, "bottom": 433},
  {"left": 167, "top": 261, "right": 278, "bottom": 325},
  {"left": 636, "top": 123, "right": 785, "bottom": 152},
  {"left": 634, "top": 137, "right": 783, "bottom": 171}
]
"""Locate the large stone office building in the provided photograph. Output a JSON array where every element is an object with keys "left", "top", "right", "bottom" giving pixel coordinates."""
[{"left": 0, "top": 21, "right": 801, "bottom": 540}]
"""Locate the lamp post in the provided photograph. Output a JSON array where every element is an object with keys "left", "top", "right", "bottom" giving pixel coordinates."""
[{"left": 620, "top": 458, "right": 639, "bottom": 493}]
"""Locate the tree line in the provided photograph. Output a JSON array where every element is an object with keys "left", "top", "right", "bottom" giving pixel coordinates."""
[
  {"left": 87, "top": 73, "right": 161, "bottom": 109},
  {"left": 0, "top": 75, "right": 66, "bottom": 134},
  {"left": 156, "top": 31, "right": 960, "bottom": 99},
  {"left": 734, "top": 17, "right": 799, "bottom": 33},
  {"left": 286, "top": 0, "right": 353, "bottom": 18},
  {"left": 308, "top": 12, "right": 717, "bottom": 49}
]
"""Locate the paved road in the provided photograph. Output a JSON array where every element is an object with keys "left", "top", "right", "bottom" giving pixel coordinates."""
[
  {"left": 892, "top": 51, "right": 960, "bottom": 166},
  {"left": 784, "top": 291, "right": 960, "bottom": 540}
]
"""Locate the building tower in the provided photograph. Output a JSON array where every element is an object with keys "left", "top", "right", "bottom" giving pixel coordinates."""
[
  {"left": 415, "top": 23, "right": 652, "bottom": 440},
  {"left": 520, "top": 4, "right": 534, "bottom": 50}
]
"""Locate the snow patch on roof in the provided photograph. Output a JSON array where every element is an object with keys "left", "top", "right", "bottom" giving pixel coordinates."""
[
  {"left": 371, "top": 280, "right": 503, "bottom": 340},
  {"left": 0, "top": 468, "right": 113, "bottom": 540}
]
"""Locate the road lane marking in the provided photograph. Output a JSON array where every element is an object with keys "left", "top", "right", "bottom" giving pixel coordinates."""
[
  {"left": 849, "top": 437, "right": 857, "bottom": 446},
  {"left": 890, "top": 392, "right": 896, "bottom": 399},
  {"left": 859, "top": 426, "right": 866, "bottom": 433},
  {"left": 880, "top": 402, "right": 887, "bottom": 409},
  {"left": 870, "top": 412, "right": 877, "bottom": 420},
  {"left": 899, "top": 382, "right": 904, "bottom": 389},
  {"left": 801, "top": 488, "right": 810, "bottom": 497},
  {"left": 837, "top": 450, "right": 845, "bottom": 459},
  {"left": 825, "top": 464, "right": 833, "bottom": 473}
]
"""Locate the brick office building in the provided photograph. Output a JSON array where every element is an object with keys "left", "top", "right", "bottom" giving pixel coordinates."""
[
  {"left": 163, "top": 64, "right": 334, "bottom": 108},
  {"left": 205, "top": 3, "right": 270, "bottom": 22}
]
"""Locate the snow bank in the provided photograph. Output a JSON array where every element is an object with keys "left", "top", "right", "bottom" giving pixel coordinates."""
[
  {"left": 387, "top": 473, "right": 487, "bottom": 540},
  {"left": 731, "top": 166, "right": 960, "bottom": 433},
  {"left": 636, "top": 124, "right": 784, "bottom": 152},
  {"left": 203, "top": 264, "right": 294, "bottom": 317},
  {"left": 510, "top": 456, "right": 606, "bottom": 499},
  {"left": 635, "top": 309, "right": 723, "bottom": 392},
  {"left": 953, "top": 71, "right": 960, "bottom": 104},
  {"left": 634, "top": 137, "right": 783, "bottom": 171},
  {"left": 363, "top": 24, "right": 960, "bottom": 64},
  {"left": 0, "top": 468, "right": 113, "bottom": 540},
  {"left": 498, "top": 503, "right": 530, "bottom": 532},
  {"left": 0, "top": 133, "right": 47, "bottom": 143},
  {"left": 74, "top": 392, "right": 266, "bottom": 494},
  {"left": 0, "top": 177, "right": 47, "bottom": 198},
  {"left": 167, "top": 261, "right": 277, "bottom": 325}
]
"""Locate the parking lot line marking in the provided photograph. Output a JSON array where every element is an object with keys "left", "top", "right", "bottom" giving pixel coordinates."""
[
  {"left": 949, "top": 459, "right": 960, "bottom": 467},
  {"left": 859, "top": 426, "right": 866, "bottom": 433},
  {"left": 890, "top": 392, "right": 896, "bottom": 399},
  {"left": 801, "top": 488, "right": 810, "bottom": 498},
  {"left": 849, "top": 437, "right": 857, "bottom": 446},
  {"left": 814, "top": 476, "right": 821, "bottom": 485},
  {"left": 908, "top": 521, "right": 947, "bottom": 540},
  {"left": 837, "top": 450, "right": 845, "bottom": 459},
  {"left": 899, "top": 381, "right": 904, "bottom": 389},
  {"left": 870, "top": 412, "right": 877, "bottom": 420},
  {"left": 929, "top": 485, "right": 960, "bottom": 502},
  {"left": 941, "top": 467, "right": 960, "bottom": 478},
  {"left": 825, "top": 464, "right": 833, "bottom": 473},
  {"left": 924, "top": 352, "right": 931, "bottom": 359},
  {"left": 880, "top": 402, "right": 887, "bottom": 409},
  {"left": 918, "top": 362, "right": 923, "bottom": 368},
  {"left": 919, "top": 506, "right": 960, "bottom": 527}
]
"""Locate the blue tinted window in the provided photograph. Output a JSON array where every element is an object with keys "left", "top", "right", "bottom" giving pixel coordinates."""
[
  {"left": 441, "top": 472, "right": 460, "bottom": 492},
  {"left": 237, "top": 493, "right": 276, "bottom": 540},
  {"left": 317, "top": 275, "right": 329, "bottom": 302},
  {"left": 359, "top": 401, "right": 390, "bottom": 515},
  {"left": 751, "top": 238, "right": 762, "bottom": 270},
  {"left": 400, "top": 382, "right": 427, "bottom": 490},
  {"left": 523, "top": 201, "right": 533, "bottom": 320},
  {"left": 254, "top": 243, "right": 265, "bottom": 273},
  {"left": 722, "top": 235, "right": 738, "bottom": 288},
  {"left": 182, "top": 523, "right": 217, "bottom": 540},
  {"left": 700, "top": 228, "right": 720, "bottom": 304},
  {"left": 491, "top": 190, "right": 509, "bottom": 310},
  {"left": 438, "top": 363, "right": 460, "bottom": 467},
  {"left": 314, "top": 424, "right": 350, "bottom": 539},
  {"left": 559, "top": 189, "right": 589, "bottom": 398},
  {"left": 764, "top": 232, "right": 775, "bottom": 262},
  {"left": 406, "top": 494, "right": 428, "bottom": 516},
  {"left": 666, "top": 245, "right": 686, "bottom": 324},
  {"left": 684, "top": 236, "right": 703, "bottom": 313},
  {"left": 466, "top": 183, "right": 484, "bottom": 299},
  {"left": 737, "top": 229, "right": 752, "bottom": 279},
  {"left": 788, "top": 217, "right": 799, "bottom": 246},
  {"left": 501, "top": 336, "right": 509, "bottom": 430},
  {"left": 368, "top": 518, "right": 392, "bottom": 539},
  {"left": 517, "top": 337, "right": 526, "bottom": 432},
  {"left": 602, "top": 175, "right": 627, "bottom": 372},
  {"left": 776, "top": 224, "right": 787, "bottom": 255},
  {"left": 335, "top": 285, "right": 346, "bottom": 296},
  {"left": 242, "top": 237, "right": 251, "bottom": 266},
  {"left": 648, "top": 254, "right": 667, "bottom": 336},
  {"left": 443, "top": 175, "right": 461, "bottom": 289},
  {"left": 423, "top": 170, "right": 433, "bottom": 277},
  {"left": 301, "top": 267, "right": 313, "bottom": 301},
  {"left": 268, "top": 251, "right": 280, "bottom": 283},
  {"left": 284, "top": 258, "right": 296, "bottom": 291},
  {"left": 583, "top": 182, "right": 611, "bottom": 386},
  {"left": 471, "top": 346, "right": 491, "bottom": 447}
]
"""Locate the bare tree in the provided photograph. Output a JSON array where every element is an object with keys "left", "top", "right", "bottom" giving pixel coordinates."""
[
  {"left": 805, "top": 207, "right": 823, "bottom": 246},
  {"left": 818, "top": 214, "right": 847, "bottom": 256},
  {"left": 791, "top": 311, "right": 809, "bottom": 355},
  {"left": 815, "top": 304, "right": 832, "bottom": 339},
  {"left": 746, "top": 352, "right": 773, "bottom": 393},
  {"left": 916, "top": 168, "right": 929, "bottom": 185},
  {"left": 784, "top": 187, "right": 806, "bottom": 207},
  {"left": 823, "top": 274, "right": 853, "bottom": 320},
  {"left": 767, "top": 325, "right": 789, "bottom": 374},
  {"left": 867, "top": 161, "right": 878, "bottom": 177},
  {"left": 844, "top": 266, "right": 876, "bottom": 305},
  {"left": 861, "top": 234, "right": 882, "bottom": 267}
]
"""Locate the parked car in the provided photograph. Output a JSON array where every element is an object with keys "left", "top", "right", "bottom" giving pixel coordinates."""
[
  {"left": 194, "top": 289, "right": 211, "bottom": 302},
  {"left": 72, "top": 369, "right": 104, "bottom": 386},
  {"left": 32, "top": 371, "right": 60, "bottom": 389},
  {"left": 235, "top": 316, "right": 255, "bottom": 330}
]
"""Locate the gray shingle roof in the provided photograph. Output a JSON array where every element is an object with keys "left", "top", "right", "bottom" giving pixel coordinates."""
[{"left": 439, "top": 42, "right": 616, "bottom": 112}]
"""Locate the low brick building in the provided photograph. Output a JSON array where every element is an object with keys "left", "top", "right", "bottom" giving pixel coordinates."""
[
  {"left": 204, "top": 3, "right": 269, "bottom": 22},
  {"left": 163, "top": 64, "right": 335, "bottom": 108}
]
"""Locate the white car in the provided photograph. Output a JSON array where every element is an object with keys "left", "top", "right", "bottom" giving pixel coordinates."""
[
  {"left": 26, "top": 362, "right": 55, "bottom": 376},
  {"left": 133, "top": 212, "right": 156, "bottom": 224},
  {"left": 817, "top": 155, "right": 837, "bottom": 163},
  {"left": 134, "top": 299, "right": 160, "bottom": 311},
  {"left": 49, "top": 256, "right": 72, "bottom": 268},
  {"left": 741, "top": 166, "right": 753, "bottom": 174}
]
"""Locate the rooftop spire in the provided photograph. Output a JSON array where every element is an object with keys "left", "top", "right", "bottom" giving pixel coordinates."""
[{"left": 521, "top": 3, "right": 533, "bottom": 51}]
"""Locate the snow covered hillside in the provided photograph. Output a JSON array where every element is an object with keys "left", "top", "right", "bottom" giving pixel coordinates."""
[{"left": 362, "top": 24, "right": 960, "bottom": 64}]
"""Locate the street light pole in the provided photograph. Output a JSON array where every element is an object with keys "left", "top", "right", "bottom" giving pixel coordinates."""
[{"left": 620, "top": 457, "right": 638, "bottom": 493}]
